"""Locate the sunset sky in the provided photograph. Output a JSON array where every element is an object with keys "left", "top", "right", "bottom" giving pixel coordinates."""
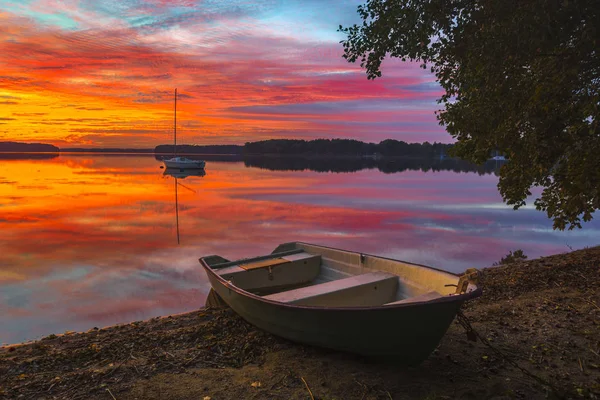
[{"left": 0, "top": 0, "right": 446, "bottom": 148}]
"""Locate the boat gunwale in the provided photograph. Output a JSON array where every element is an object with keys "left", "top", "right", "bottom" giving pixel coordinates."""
[
  {"left": 199, "top": 242, "right": 482, "bottom": 312},
  {"left": 294, "top": 241, "right": 463, "bottom": 278}
]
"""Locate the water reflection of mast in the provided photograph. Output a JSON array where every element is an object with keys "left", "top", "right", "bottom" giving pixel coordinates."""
[
  {"left": 175, "top": 177, "right": 180, "bottom": 244},
  {"left": 164, "top": 168, "right": 204, "bottom": 244}
]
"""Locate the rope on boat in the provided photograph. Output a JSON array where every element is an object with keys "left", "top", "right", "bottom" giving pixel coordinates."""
[{"left": 456, "top": 310, "right": 563, "bottom": 398}]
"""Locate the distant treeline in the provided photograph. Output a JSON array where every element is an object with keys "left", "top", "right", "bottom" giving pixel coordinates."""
[
  {"left": 155, "top": 154, "right": 242, "bottom": 162},
  {"left": 155, "top": 144, "right": 242, "bottom": 154},
  {"left": 2, "top": 139, "right": 453, "bottom": 158},
  {"left": 0, "top": 142, "right": 59, "bottom": 152},
  {"left": 61, "top": 148, "right": 154, "bottom": 153},
  {"left": 154, "top": 139, "right": 453, "bottom": 157},
  {"left": 243, "top": 139, "right": 452, "bottom": 157}
]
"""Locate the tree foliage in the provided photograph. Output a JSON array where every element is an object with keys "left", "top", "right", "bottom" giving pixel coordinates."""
[
  {"left": 493, "top": 249, "right": 528, "bottom": 266},
  {"left": 339, "top": 0, "right": 600, "bottom": 229}
]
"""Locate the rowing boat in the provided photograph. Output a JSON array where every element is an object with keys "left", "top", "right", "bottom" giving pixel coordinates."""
[{"left": 199, "top": 242, "right": 481, "bottom": 364}]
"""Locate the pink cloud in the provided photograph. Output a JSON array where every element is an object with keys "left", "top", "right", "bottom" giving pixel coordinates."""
[{"left": 0, "top": 6, "right": 449, "bottom": 145}]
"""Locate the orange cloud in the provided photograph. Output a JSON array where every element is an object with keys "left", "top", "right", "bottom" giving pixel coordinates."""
[{"left": 0, "top": 6, "right": 447, "bottom": 147}]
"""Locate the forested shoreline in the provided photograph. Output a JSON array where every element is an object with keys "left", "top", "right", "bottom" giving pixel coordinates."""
[{"left": 1, "top": 139, "right": 453, "bottom": 158}]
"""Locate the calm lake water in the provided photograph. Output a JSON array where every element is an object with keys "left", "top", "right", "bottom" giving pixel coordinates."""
[{"left": 1, "top": 154, "right": 598, "bottom": 344}]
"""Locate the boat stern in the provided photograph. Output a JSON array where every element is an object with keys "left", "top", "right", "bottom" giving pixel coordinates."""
[{"left": 199, "top": 255, "right": 231, "bottom": 268}]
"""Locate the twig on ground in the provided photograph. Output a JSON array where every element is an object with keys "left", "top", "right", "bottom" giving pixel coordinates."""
[
  {"left": 106, "top": 387, "right": 117, "bottom": 400},
  {"left": 301, "top": 376, "right": 315, "bottom": 400},
  {"left": 103, "top": 359, "right": 127, "bottom": 379},
  {"left": 584, "top": 298, "right": 600, "bottom": 311},
  {"left": 269, "top": 372, "right": 289, "bottom": 390},
  {"left": 183, "top": 352, "right": 203, "bottom": 367}
]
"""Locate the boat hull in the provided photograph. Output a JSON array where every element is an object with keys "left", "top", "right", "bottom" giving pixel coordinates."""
[
  {"left": 207, "top": 274, "right": 464, "bottom": 363},
  {"left": 200, "top": 243, "right": 481, "bottom": 364},
  {"left": 163, "top": 159, "right": 205, "bottom": 169}
]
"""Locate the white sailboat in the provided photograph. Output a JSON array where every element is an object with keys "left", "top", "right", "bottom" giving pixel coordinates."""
[
  {"left": 162, "top": 88, "right": 206, "bottom": 169},
  {"left": 489, "top": 149, "right": 506, "bottom": 161}
]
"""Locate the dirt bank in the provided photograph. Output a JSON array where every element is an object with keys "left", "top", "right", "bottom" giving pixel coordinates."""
[{"left": 1, "top": 247, "right": 598, "bottom": 399}]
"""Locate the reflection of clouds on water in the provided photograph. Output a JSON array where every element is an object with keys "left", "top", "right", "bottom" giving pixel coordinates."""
[
  {"left": 1, "top": 250, "right": 211, "bottom": 344},
  {"left": 0, "top": 155, "right": 598, "bottom": 344}
]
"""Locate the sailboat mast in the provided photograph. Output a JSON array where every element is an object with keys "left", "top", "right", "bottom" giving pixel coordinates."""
[{"left": 173, "top": 88, "right": 177, "bottom": 157}]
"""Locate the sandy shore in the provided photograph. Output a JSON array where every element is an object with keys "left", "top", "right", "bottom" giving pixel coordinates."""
[{"left": 1, "top": 246, "right": 599, "bottom": 399}]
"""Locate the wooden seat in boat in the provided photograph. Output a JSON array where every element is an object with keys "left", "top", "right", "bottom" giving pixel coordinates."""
[
  {"left": 215, "top": 252, "right": 321, "bottom": 291},
  {"left": 238, "top": 257, "right": 291, "bottom": 270},
  {"left": 385, "top": 291, "right": 442, "bottom": 305},
  {"left": 263, "top": 271, "right": 398, "bottom": 307},
  {"left": 208, "top": 248, "right": 304, "bottom": 269}
]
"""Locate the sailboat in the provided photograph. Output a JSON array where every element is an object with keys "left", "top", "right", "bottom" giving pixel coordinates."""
[
  {"left": 488, "top": 149, "right": 506, "bottom": 161},
  {"left": 162, "top": 88, "right": 206, "bottom": 169}
]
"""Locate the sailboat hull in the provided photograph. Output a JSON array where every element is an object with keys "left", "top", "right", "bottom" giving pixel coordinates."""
[{"left": 163, "top": 158, "right": 206, "bottom": 169}]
